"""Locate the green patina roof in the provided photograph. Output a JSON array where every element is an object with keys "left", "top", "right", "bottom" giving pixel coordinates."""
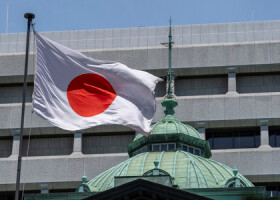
[
  {"left": 85, "top": 151, "right": 253, "bottom": 192},
  {"left": 134, "top": 115, "right": 201, "bottom": 141},
  {"left": 127, "top": 101, "right": 212, "bottom": 158}
]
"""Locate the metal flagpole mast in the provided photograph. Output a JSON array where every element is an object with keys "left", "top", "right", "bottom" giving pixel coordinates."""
[{"left": 15, "top": 12, "right": 35, "bottom": 200}]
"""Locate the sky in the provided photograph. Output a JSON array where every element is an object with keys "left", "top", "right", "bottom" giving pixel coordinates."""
[{"left": 0, "top": 0, "right": 280, "bottom": 33}]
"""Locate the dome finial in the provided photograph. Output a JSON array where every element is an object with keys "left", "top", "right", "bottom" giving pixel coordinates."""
[
  {"left": 233, "top": 165, "right": 238, "bottom": 177},
  {"left": 154, "top": 157, "right": 159, "bottom": 169},
  {"left": 82, "top": 171, "right": 87, "bottom": 183},
  {"left": 161, "top": 17, "right": 178, "bottom": 116}
]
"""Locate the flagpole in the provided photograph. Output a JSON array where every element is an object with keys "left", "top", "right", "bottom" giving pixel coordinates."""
[{"left": 15, "top": 12, "right": 35, "bottom": 200}]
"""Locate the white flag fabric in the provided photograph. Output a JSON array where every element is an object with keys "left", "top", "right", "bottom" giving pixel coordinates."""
[{"left": 33, "top": 32, "right": 162, "bottom": 136}]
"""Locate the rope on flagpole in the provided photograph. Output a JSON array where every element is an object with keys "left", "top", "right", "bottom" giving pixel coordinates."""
[{"left": 20, "top": 24, "right": 36, "bottom": 200}]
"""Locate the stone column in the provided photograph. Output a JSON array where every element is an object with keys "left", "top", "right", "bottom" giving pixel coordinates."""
[
  {"left": 227, "top": 67, "right": 238, "bottom": 94},
  {"left": 72, "top": 132, "right": 83, "bottom": 155},
  {"left": 260, "top": 120, "right": 270, "bottom": 147},
  {"left": 10, "top": 134, "right": 20, "bottom": 158},
  {"left": 196, "top": 122, "right": 206, "bottom": 140}
]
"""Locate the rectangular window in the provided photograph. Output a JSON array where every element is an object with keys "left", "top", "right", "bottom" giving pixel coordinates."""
[
  {"left": 182, "top": 145, "right": 188, "bottom": 152},
  {"left": 161, "top": 144, "right": 167, "bottom": 151},
  {"left": 133, "top": 146, "right": 148, "bottom": 156},
  {"left": 152, "top": 144, "right": 160, "bottom": 151},
  {"left": 269, "top": 127, "right": 280, "bottom": 147},
  {"left": 206, "top": 127, "right": 260, "bottom": 150},
  {"left": 182, "top": 144, "right": 201, "bottom": 156},
  {"left": 152, "top": 143, "right": 176, "bottom": 151},
  {"left": 212, "top": 132, "right": 234, "bottom": 149},
  {"left": 235, "top": 130, "right": 255, "bottom": 148},
  {"left": 168, "top": 143, "right": 175, "bottom": 150},
  {"left": 254, "top": 183, "right": 280, "bottom": 197},
  {"left": 189, "top": 147, "right": 194, "bottom": 153},
  {"left": 142, "top": 146, "right": 147, "bottom": 152}
]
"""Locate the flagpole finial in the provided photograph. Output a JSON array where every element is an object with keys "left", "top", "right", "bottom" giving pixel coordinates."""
[{"left": 24, "top": 13, "right": 35, "bottom": 20}]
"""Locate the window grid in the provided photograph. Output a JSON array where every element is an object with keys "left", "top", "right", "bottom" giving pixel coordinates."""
[
  {"left": 132, "top": 146, "right": 147, "bottom": 156},
  {"left": 182, "top": 144, "right": 201, "bottom": 156},
  {"left": 206, "top": 128, "right": 260, "bottom": 150},
  {"left": 152, "top": 143, "right": 176, "bottom": 151}
]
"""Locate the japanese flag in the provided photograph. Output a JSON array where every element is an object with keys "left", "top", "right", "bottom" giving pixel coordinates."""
[{"left": 33, "top": 32, "right": 162, "bottom": 136}]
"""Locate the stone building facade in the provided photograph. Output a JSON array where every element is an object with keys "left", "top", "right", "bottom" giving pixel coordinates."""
[{"left": 0, "top": 20, "right": 280, "bottom": 197}]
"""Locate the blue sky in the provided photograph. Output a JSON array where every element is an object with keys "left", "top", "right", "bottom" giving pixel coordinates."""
[{"left": 0, "top": 0, "right": 280, "bottom": 33}]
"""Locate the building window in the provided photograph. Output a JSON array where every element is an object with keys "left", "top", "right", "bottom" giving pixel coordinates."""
[
  {"left": 182, "top": 145, "right": 201, "bottom": 156},
  {"left": 206, "top": 128, "right": 260, "bottom": 150},
  {"left": 254, "top": 183, "right": 280, "bottom": 197},
  {"left": 133, "top": 146, "right": 147, "bottom": 156},
  {"left": 152, "top": 143, "right": 176, "bottom": 151},
  {"left": 269, "top": 127, "right": 280, "bottom": 147}
]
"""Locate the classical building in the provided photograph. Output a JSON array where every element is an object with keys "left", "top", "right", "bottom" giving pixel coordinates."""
[
  {"left": 0, "top": 19, "right": 280, "bottom": 199},
  {"left": 24, "top": 93, "right": 267, "bottom": 199}
]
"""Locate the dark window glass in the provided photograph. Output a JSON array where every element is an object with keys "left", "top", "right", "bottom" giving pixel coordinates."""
[
  {"left": 142, "top": 146, "right": 147, "bottom": 152},
  {"left": 254, "top": 183, "right": 280, "bottom": 197},
  {"left": 182, "top": 145, "right": 188, "bottom": 152},
  {"left": 194, "top": 149, "right": 200, "bottom": 156},
  {"left": 228, "top": 183, "right": 235, "bottom": 188},
  {"left": 161, "top": 144, "right": 167, "bottom": 151},
  {"left": 277, "top": 135, "right": 280, "bottom": 147},
  {"left": 270, "top": 127, "right": 280, "bottom": 147},
  {"left": 168, "top": 144, "right": 175, "bottom": 150},
  {"left": 206, "top": 128, "right": 260, "bottom": 149},
  {"left": 235, "top": 130, "right": 255, "bottom": 148},
  {"left": 153, "top": 145, "right": 160, "bottom": 151},
  {"left": 189, "top": 147, "right": 194, "bottom": 153},
  {"left": 255, "top": 134, "right": 260, "bottom": 147},
  {"left": 266, "top": 186, "right": 278, "bottom": 197},
  {"left": 212, "top": 132, "right": 234, "bottom": 149}
]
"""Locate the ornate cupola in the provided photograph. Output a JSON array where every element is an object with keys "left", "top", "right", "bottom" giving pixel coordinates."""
[{"left": 127, "top": 18, "right": 211, "bottom": 158}]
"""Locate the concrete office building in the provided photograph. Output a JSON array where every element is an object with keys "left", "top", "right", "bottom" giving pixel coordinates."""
[{"left": 0, "top": 19, "right": 280, "bottom": 198}]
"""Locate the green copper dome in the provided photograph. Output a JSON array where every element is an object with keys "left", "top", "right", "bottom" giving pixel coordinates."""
[
  {"left": 127, "top": 98, "right": 211, "bottom": 158},
  {"left": 134, "top": 115, "right": 201, "bottom": 141},
  {"left": 84, "top": 151, "right": 253, "bottom": 192}
]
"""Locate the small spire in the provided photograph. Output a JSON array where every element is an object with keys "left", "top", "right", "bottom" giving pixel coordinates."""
[
  {"left": 161, "top": 17, "right": 178, "bottom": 116},
  {"left": 154, "top": 158, "right": 159, "bottom": 169},
  {"left": 82, "top": 171, "right": 87, "bottom": 183},
  {"left": 233, "top": 165, "right": 238, "bottom": 177},
  {"left": 167, "top": 16, "right": 173, "bottom": 98}
]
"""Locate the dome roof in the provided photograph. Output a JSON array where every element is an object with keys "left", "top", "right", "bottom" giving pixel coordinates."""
[
  {"left": 85, "top": 151, "right": 253, "bottom": 192},
  {"left": 134, "top": 115, "right": 201, "bottom": 141},
  {"left": 126, "top": 99, "right": 212, "bottom": 158}
]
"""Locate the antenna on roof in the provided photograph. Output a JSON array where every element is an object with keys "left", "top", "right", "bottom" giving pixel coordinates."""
[
  {"left": 160, "top": 17, "right": 178, "bottom": 116},
  {"left": 161, "top": 17, "right": 175, "bottom": 99}
]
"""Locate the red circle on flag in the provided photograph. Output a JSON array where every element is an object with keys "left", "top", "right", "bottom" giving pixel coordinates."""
[{"left": 67, "top": 73, "right": 117, "bottom": 117}]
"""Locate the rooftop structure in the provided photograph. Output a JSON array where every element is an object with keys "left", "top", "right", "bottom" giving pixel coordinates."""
[{"left": 1, "top": 19, "right": 280, "bottom": 198}]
